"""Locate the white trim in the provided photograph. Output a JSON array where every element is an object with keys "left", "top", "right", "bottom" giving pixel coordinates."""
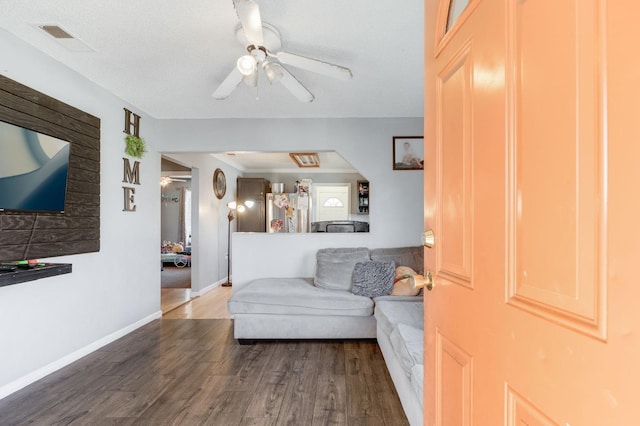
[
  {"left": 191, "top": 278, "right": 225, "bottom": 297},
  {"left": 0, "top": 310, "right": 162, "bottom": 400}
]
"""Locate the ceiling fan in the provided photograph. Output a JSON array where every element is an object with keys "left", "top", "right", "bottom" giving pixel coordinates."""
[{"left": 212, "top": 0, "right": 353, "bottom": 102}]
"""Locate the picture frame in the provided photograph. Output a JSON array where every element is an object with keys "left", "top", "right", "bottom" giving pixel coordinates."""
[{"left": 393, "top": 136, "right": 424, "bottom": 170}]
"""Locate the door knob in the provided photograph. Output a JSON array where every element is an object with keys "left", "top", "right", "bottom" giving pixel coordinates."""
[
  {"left": 422, "top": 229, "right": 435, "bottom": 248},
  {"left": 425, "top": 271, "right": 434, "bottom": 291}
]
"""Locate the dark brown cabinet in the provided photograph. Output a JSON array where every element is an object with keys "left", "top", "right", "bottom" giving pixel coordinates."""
[
  {"left": 236, "top": 178, "right": 270, "bottom": 232},
  {"left": 357, "top": 180, "right": 369, "bottom": 214}
]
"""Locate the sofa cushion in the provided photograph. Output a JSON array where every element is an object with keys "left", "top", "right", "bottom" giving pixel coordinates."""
[
  {"left": 389, "top": 323, "right": 424, "bottom": 378},
  {"left": 228, "top": 277, "right": 374, "bottom": 316},
  {"left": 370, "top": 246, "right": 423, "bottom": 274},
  {"left": 351, "top": 261, "right": 395, "bottom": 297},
  {"left": 314, "top": 247, "right": 370, "bottom": 291},
  {"left": 374, "top": 300, "right": 424, "bottom": 337}
]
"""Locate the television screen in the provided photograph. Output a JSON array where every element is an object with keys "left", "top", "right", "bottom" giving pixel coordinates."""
[{"left": 0, "top": 120, "right": 71, "bottom": 213}]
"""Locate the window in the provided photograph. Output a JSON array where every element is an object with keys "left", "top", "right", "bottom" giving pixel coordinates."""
[
  {"left": 446, "top": 0, "right": 470, "bottom": 32},
  {"left": 323, "top": 197, "right": 344, "bottom": 208}
]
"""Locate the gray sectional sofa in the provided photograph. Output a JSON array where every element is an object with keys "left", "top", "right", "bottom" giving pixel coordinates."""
[
  {"left": 227, "top": 246, "right": 424, "bottom": 425},
  {"left": 375, "top": 298, "right": 424, "bottom": 426}
]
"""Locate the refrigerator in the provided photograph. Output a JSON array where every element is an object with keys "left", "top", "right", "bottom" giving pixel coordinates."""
[{"left": 266, "top": 192, "right": 310, "bottom": 233}]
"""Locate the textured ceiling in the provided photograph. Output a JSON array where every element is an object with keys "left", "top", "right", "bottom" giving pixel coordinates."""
[{"left": 0, "top": 0, "right": 424, "bottom": 120}]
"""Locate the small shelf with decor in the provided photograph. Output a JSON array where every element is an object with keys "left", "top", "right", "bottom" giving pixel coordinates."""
[
  {"left": 0, "top": 263, "right": 72, "bottom": 287},
  {"left": 357, "top": 180, "right": 369, "bottom": 214}
]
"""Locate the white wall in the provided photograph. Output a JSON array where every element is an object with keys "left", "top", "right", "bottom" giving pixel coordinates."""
[{"left": 0, "top": 30, "right": 163, "bottom": 397}]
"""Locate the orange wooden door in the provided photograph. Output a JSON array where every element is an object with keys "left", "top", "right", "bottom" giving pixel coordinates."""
[{"left": 423, "top": 0, "right": 640, "bottom": 424}]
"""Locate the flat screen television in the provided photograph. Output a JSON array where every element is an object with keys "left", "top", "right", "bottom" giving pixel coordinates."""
[{"left": 0, "top": 120, "right": 71, "bottom": 213}]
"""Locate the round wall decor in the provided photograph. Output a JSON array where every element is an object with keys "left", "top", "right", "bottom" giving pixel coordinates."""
[{"left": 213, "top": 168, "right": 226, "bottom": 199}]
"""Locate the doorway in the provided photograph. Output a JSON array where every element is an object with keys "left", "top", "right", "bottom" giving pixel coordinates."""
[{"left": 160, "top": 156, "right": 193, "bottom": 313}]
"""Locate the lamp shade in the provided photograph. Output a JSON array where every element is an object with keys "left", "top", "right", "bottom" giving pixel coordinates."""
[
  {"left": 263, "top": 61, "right": 284, "bottom": 84},
  {"left": 237, "top": 55, "right": 257, "bottom": 76}
]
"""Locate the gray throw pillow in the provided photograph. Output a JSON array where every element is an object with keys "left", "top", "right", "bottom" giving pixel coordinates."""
[
  {"left": 314, "top": 247, "right": 370, "bottom": 291},
  {"left": 351, "top": 261, "right": 396, "bottom": 297}
]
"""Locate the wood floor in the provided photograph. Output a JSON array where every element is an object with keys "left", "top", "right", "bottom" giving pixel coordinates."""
[
  {"left": 163, "top": 285, "right": 232, "bottom": 319},
  {"left": 0, "top": 291, "right": 408, "bottom": 425},
  {"left": 161, "top": 288, "right": 192, "bottom": 313}
]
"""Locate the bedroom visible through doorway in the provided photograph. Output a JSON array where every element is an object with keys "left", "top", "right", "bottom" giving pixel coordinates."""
[{"left": 160, "top": 156, "right": 193, "bottom": 313}]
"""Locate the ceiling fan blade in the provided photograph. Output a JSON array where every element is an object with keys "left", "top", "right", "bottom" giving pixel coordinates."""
[
  {"left": 276, "top": 51, "right": 352, "bottom": 81},
  {"left": 212, "top": 67, "right": 243, "bottom": 100},
  {"left": 233, "top": 0, "right": 264, "bottom": 46},
  {"left": 278, "top": 66, "right": 314, "bottom": 102}
]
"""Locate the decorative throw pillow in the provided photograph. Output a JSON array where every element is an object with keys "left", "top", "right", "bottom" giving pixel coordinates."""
[
  {"left": 351, "top": 261, "right": 396, "bottom": 297},
  {"left": 314, "top": 247, "right": 371, "bottom": 291},
  {"left": 392, "top": 266, "right": 423, "bottom": 296}
]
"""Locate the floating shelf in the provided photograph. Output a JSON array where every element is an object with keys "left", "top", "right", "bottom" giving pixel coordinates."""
[{"left": 0, "top": 263, "right": 72, "bottom": 287}]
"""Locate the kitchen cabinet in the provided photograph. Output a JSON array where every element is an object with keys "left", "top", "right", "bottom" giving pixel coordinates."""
[
  {"left": 236, "top": 178, "right": 270, "bottom": 232},
  {"left": 357, "top": 180, "right": 369, "bottom": 214}
]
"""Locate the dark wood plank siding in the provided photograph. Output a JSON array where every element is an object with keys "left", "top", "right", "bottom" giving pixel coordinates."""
[{"left": 0, "top": 74, "right": 101, "bottom": 261}]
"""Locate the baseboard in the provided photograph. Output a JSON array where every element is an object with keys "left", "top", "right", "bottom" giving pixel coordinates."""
[
  {"left": 0, "top": 310, "right": 162, "bottom": 400},
  {"left": 191, "top": 278, "right": 225, "bottom": 297}
]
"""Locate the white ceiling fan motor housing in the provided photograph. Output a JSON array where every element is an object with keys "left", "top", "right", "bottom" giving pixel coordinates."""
[{"left": 235, "top": 22, "right": 282, "bottom": 53}]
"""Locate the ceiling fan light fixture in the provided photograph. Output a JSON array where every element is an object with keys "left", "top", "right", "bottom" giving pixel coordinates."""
[
  {"left": 263, "top": 61, "right": 284, "bottom": 84},
  {"left": 215, "top": 4, "right": 349, "bottom": 102},
  {"left": 249, "top": 46, "right": 267, "bottom": 63},
  {"left": 243, "top": 71, "right": 258, "bottom": 87},
  {"left": 237, "top": 54, "right": 257, "bottom": 76}
]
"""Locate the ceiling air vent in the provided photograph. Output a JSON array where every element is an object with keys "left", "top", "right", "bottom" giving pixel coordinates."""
[
  {"left": 37, "top": 24, "right": 94, "bottom": 52},
  {"left": 39, "top": 25, "right": 73, "bottom": 39}
]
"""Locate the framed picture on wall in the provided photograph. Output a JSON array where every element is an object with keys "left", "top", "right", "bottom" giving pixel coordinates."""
[{"left": 393, "top": 136, "right": 424, "bottom": 170}]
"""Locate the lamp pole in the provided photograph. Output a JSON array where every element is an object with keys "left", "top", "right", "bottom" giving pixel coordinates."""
[
  {"left": 223, "top": 209, "right": 234, "bottom": 287},
  {"left": 222, "top": 200, "right": 253, "bottom": 287}
]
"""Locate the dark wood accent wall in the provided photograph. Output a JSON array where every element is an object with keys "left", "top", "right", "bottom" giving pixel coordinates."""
[{"left": 0, "top": 74, "right": 100, "bottom": 262}]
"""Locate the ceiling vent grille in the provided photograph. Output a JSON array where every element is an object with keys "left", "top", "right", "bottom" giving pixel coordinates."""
[
  {"left": 39, "top": 25, "right": 73, "bottom": 39},
  {"left": 37, "top": 24, "right": 94, "bottom": 52}
]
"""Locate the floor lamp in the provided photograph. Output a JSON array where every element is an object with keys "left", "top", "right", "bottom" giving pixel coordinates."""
[{"left": 223, "top": 200, "right": 254, "bottom": 287}]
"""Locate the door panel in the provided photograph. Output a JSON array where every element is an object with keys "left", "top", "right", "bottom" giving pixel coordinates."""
[
  {"left": 436, "top": 331, "right": 472, "bottom": 425},
  {"left": 507, "top": 0, "right": 605, "bottom": 338},
  {"left": 437, "top": 42, "right": 473, "bottom": 289},
  {"left": 424, "top": 0, "right": 640, "bottom": 424},
  {"left": 506, "top": 386, "right": 559, "bottom": 426}
]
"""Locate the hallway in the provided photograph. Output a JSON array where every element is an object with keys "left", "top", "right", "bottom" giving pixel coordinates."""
[{"left": 163, "top": 284, "right": 233, "bottom": 319}]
